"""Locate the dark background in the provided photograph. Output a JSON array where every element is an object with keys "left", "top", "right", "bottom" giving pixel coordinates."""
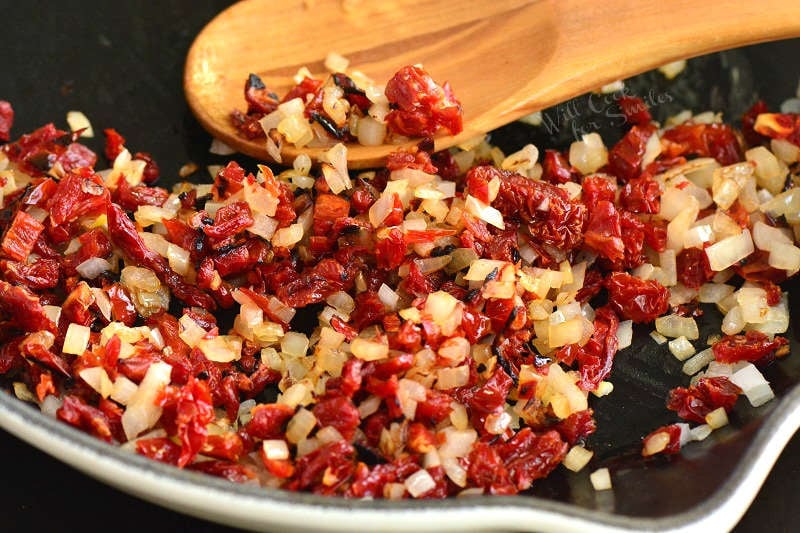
[{"left": 0, "top": 0, "right": 798, "bottom": 531}]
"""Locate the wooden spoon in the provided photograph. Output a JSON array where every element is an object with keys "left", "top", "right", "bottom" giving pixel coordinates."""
[{"left": 185, "top": 0, "right": 800, "bottom": 169}]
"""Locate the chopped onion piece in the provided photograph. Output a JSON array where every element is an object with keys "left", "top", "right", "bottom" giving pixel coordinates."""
[
  {"left": 198, "top": 335, "right": 242, "bottom": 363},
  {"left": 705, "top": 229, "right": 754, "bottom": 272},
  {"left": 438, "top": 427, "right": 477, "bottom": 458},
  {"left": 76, "top": 257, "right": 111, "bottom": 280},
  {"left": 286, "top": 408, "right": 316, "bottom": 444},
  {"left": 405, "top": 469, "right": 436, "bottom": 498},
  {"left": 668, "top": 336, "right": 696, "bottom": 361},
  {"left": 569, "top": 133, "right": 608, "bottom": 174},
  {"left": 682, "top": 348, "right": 714, "bottom": 376},
  {"left": 464, "top": 195, "right": 504, "bottom": 229},
  {"left": 691, "top": 424, "right": 713, "bottom": 441},
  {"left": 730, "top": 363, "right": 775, "bottom": 407},
  {"left": 655, "top": 314, "right": 699, "bottom": 339},
  {"left": 590, "top": 468, "right": 612, "bottom": 491},
  {"left": 63, "top": 323, "right": 91, "bottom": 355},
  {"left": 79, "top": 366, "right": 113, "bottom": 398},
  {"left": 705, "top": 407, "right": 729, "bottom": 429},
  {"left": 563, "top": 445, "right": 594, "bottom": 472},
  {"left": 350, "top": 337, "right": 388, "bottom": 361},
  {"left": 121, "top": 361, "right": 172, "bottom": 440}
]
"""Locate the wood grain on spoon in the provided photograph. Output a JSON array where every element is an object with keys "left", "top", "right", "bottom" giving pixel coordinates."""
[{"left": 185, "top": 0, "right": 800, "bottom": 169}]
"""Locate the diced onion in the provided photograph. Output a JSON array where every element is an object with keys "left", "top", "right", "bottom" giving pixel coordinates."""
[
  {"left": 121, "top": 361, "right": 172, "bottom": 440},
  {"left": 351, "top": 337, "right": 389, "bottom": 361},
  {"left": 63, "top": 323, "right": 91, "bottom": 355},
  {"left": 405, "top": 469, "right": 436, "bottom": 498},
  {"left": 563, "top": 445, "right": 594, "bottom": 472},
  {"left": 682, "top": 348, "right": 714, "bottom": 376},
  {"left": 705, "top": 229, "right": 754, "bottom": 272},
  {"left": 655, "top": 314, "right": 699, "bottom": 339},
  {"left": 262, "top": 439, "right": 291, "bottom": 460},
  {"left": 286, "top": 408, "right": 317, "bottom": 444},
  {"left": 438, "top": 427, "right": 477, "bottom": 458},
  {"left": 76, "top": 257, "right": 111, "bottom": 280},
  {"left": 590, "top": 468, "right": 612, "bottom": 491},
  {"left": 730, "top": 363, "right": 775, "bottom": 407},
  {"left": 668, "top": 335, "right": 696, "bottom": 361},
  {"left": 705, "top": 407, "right": 729, "bottom": 429}
]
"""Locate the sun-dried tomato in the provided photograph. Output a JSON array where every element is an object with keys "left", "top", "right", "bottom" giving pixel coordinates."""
[
  {"left": 158, "top": 377, "right": 215, "bottom": 467},
  {"left": 385, "top": 65, "right": 463, "bottom": 137},
  {"left": 313, "top": 193, "right": 350, "bottom": 235},
  {"left": 761, "top": 280, "right": 783, "bottom": 307},
  {"left": 576, "top": 305, "right": 619, "bottom": 390},
  {"left": 61, "top": 281, "right": 95, "bottom": 327},
  {"left": 607, "top": 124, "right": 657, "bottom": 182},
  {"left": 57, "top": 395, "right": 114, "bottom": 442},
  {"left": 242, "top": 73, "right": 279, "bottom": 115},
  {"left": 0, "top": 100, "right": 13, "bottom": 141},
  {"left": 489, "top": 166, "right": 587, "bottom": 256},
  {"left": 282, "top": 76, "right": 322, "bottom": 104},
  {"left": 34, "top": 370, "right": 56, "bottom": 403},
  {"left": 103, "top": 128, "right": 126, "bottom": 161},
  {"left": 136, "top": 437, "right": 182, "bottom": 464},
  {"left": 203, "top": 201, "right": 253, "bottom": 240},
  {"left": 496, "top": 428, "right": 568, "bottom": 491},
  {"left": 583, "top": 200, "right": 624, "bottom": 262},
  {"left": 0, "top": 280, "right": 55, "bottom": 333},
  {"left": 347, "top": 455, "right": 420, "bottom": 498},
  {"left": 466, "top": 442, "right": 515, "bottom": 495},
  {"left": 661, "top": 122, "right": 741, "bottom": 165},
  {"left": 712, "top": 331, "right": 789, "bottom": 364},
  {"left": 581, "top": 175, "right": 616, "bottom": 209},
  {"left": 641, "top": 424, "right": 682, "bottom": 456},
  {"left": 734, "top": 249, "right": 787, "bottom": 285},
  {"left": 313, "top": 396, "right": 360, "bottom": 440},
  {"left": 741, "top": 100, "right": 770, "bottom": 147},
  {"left": 288, "top": 439, "right": 356, "bottom": 493},
  {"left": 620, "top": 175, "right": 660, "bottom": 214},
  {"left": 462, "top": 367, "right": 513, "bottom": 434},
  {"left": 553, "top": 409, "right": 597, "bottom": 445},
  {"left": 192, "top": 433, "right": 242, "bottom": 463},
  {"left": 541, "top": 150, "right": 576, "bottom": 184},
  {"left": 1, "top": 210, "right": 44, "bottom": 262},
  {"left": 188, "top": 460, "right": 258, "bottom": 483},
  {"left": 0, "top": 338, "right": 23, "bottom": 375},
  {"left": 244, "top": 403, "right": 295, "bottom": 440},
  {"left": 386, "top": 147, "right": 438, "bottom": 174},
  {"left": 375, "top": 227, "right": 406, "bottom": 270},
  {"left": 1, "top": 258, "right": 60, "bottom": 290},
  {"left": 113, "top": 179, "right": 169, "bottom": 211},
  {"left": 606, "top": 272, "right": 669, "bottom": 323},
  {"left": 676, "top": 247, "right": 714, "bottom": 289},
  {"left": 47, "top": 168, "right": 108, "bottom": 225},
  {"left": 667, "top": 376, "right": 741, "bottom": 423},
  {"left": 617, "top": 95, "right": 652, "bottom": 127}
]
